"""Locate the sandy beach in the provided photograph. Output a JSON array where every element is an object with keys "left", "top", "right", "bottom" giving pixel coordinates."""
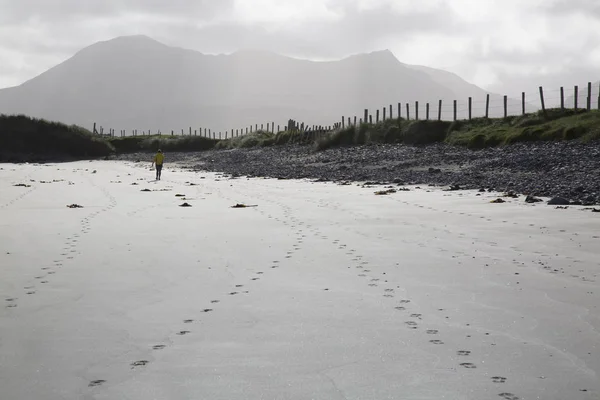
[{"left": 1, "top": 160, "right": 599, "bottom": 400}]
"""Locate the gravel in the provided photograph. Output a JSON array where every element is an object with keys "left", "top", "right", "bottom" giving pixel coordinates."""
[{"left": 116, "top": 141, "right": 600, "bottom": 205}]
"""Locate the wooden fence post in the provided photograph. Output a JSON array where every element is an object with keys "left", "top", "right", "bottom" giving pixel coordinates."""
[
  {"left": 485, "top": 94, "right": 490, "bottom": 118},
  {"left": 93, "top": 122, "right": 97, "bottom": 134},
  {"left": 415, "top": 101, "right": 419, "bottom": 120},
  {"left": 383, "top": 107, "right": 386, "bottom": 121},
  {"left": 376, "top": 109, "right": 380, "bottom": 123},
  {"left": 468, "top": 97, "right": 472, "bottom": 120},
  {"left": 189, "top": 127, "right": 192, "bottom": 136},
  {"left": 574, "top": 85, "right": 578, "bottom": 110},
  {"left": 397, "top": 103, "right": 401, "bottom": 119},
  {"left": 539, "top": 86, "right": 546, "bottom": 117},
  {"left": 364, "top": 109, "right": 368, "bottom": 124},
  {"left": 406, "top": 103, "right": 410, "bottom": 120},
  {"left": 342, "top": 116, "right": 345, "bottom": 128},
  {"left": 587, "top": 82, "right": 592, "bottom": 111},
  {"left": 438, "top": 100, "right": 442, "bottom": 121},
  {"left": 426, "top": 103, "right": 430, "bottom": 120},
  {"left": 389, "top": 104, "right": 393, "bottom": 120},
  {"left": 453, "top": 100, "right": 457, "bottom": 121},
  {"left": 369, "top": 115, "right": 373, "bottom": 124},
  {"left": 522, "top": 92, "right": 525, "bottom": 115},
  {"left": 503, "top": 95, "right": 507, "bottom": 118},
  {"left": 194, "top": 130, "right": 197, "bottom": 136},
  {"left": 560, "top": 87, "right": 564, "bottom": 110},
  {"left": 598, "top": 82, "right": 600, "bottom": 110},
  {"left": 181, "top": 129, "right": 184, "bottom": 135},
  {"left": 353, "top": 116, "right": 357, "bottom": 126}
]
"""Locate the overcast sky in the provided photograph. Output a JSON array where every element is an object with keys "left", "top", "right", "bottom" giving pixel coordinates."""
[{"left": 1, "top": 0, "right": 599, "bottom": 95}]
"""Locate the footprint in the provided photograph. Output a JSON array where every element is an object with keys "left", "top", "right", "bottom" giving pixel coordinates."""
[
  {"left": 395, "top": 306, "right": 406, "bottom": 311},
  {"left": 399, "top": 300, "right": 411, "bottom": 304},
  {"left": 211, "top": 300, "right": 220, "bottom": 304},
  {"left": 430, "top": 340, "right": 444, "bottom": 345},
  {"left": 460, "top": 363, "right": 477, "bottom": 369},
  {"left": 153, "top": 345, "right": 166, "bottom": 350},
  {"left": 426, "top": 330, "right": 439, "bottom": 335},
  {"left": 368, "top": 283, "right": 378, "bottom": 287},
  {"left": 183, "top": 319, "right": 194, "bottom": 324},
  {"left": 492, "top": 377, "right": 507, "bottom": 383},
  {"left": 384, "top": 289, "right": 394, "bottom": 292},
  {"left": 457, "top": 350, "right": 471, "bottom": 356},
  {"left": 130, "top": 360, "right": 149, "bottom": 368},
  {"left": 177, "top": 331, "right": 190, "bottom": 336},
  {"left": 229, "top": 292, "right": 239, "bottom": 295},
  {"left": 26, "top": 291, "right": 36, "bottom": 295},
  {"left": 202, "top": 309, "right": 213, "bottom": 313},
  {"left": 410, "top": 314, "right": 422, "bottom": 319},
  {"left": 235, "top": 285, "right": 244, "bottom": 288},
  {"left": 88, "top": 380, "right": 106, "bottom": 387}
]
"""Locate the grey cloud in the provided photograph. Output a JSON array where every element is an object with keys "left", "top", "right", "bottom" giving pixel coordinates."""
[
  {"left": 0, "top": 0, "right": 234, "bottom": 24},
  {"left": 543, "top": 0, "right": 600, "bottom": 17},
  {"left": 157, "top": 1, "right": 462, "bottom": 59}
]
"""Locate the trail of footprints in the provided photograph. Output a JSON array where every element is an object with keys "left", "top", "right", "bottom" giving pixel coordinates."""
[
  {"left": 229, "top": 180, "right": 518, "bottom": 399},
  {"left": 96, "top": 176, "right": 308, "bottom": 389},
  {"left": 89, "top": 176, "right": 527, "bottom": 398},
  {"left": 5, "top": 178, "right": 118, "bottom": 314}
]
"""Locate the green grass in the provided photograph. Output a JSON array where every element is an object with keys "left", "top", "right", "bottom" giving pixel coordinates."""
[
  {"left": 214, "top": 129, "right": 319, "bottom": 149},
  {"left": 108, "top": 134, "right": 217, "bottom": 153},
  {"left": 315, "top": 109, "right": 600, "bottom": 151},
  {"left": 0, "top": 114, "right": 114, "bottom": 161}
]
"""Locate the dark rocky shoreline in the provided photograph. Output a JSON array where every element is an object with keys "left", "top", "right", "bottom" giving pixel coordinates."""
[{"left": 116, "top": 141, "right": 600, "bottom": 205}]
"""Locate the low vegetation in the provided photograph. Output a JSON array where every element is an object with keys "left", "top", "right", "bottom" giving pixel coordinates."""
[
  {"left": 2, "top": 109, "right": 599, "bottom": 162},
  {"left": 0, "top": 114, "right": 114, "bottom": 161},
  {"left": 315, "top": 108, "right": 600, "bottom": 150},
  {"left": 108, "top": 135, "right": 217, "bottom": 153}
]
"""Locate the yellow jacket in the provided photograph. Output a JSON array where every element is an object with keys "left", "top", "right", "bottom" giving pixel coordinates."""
[{"left": 154, "top": 153, "right": 164, "bottom": 165}]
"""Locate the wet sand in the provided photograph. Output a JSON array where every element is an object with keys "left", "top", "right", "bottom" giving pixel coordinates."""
[{"left": 0, "top": 161, "right": 598, "bottom": 400}]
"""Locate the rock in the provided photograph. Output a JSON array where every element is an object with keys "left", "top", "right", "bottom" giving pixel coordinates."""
[
  {"left": 504, "top": 190, "right": 518, "bottom": 198},
  {"left": 448, "top": 184, "right": 461, "bottom": 191},
  {"left": 548, "top": 197, "right": 570, "bottom": 206},
  {"left": 392, "top": 178, "right": 404, "bottom": 184},
  {"left": 428, "top": 167, "right": 442, "bottom": 174},
  {"left": 490, "top": 198, "right": 506, "bottom": 204},
  {"left": 525, "top": 195, "right": 543, "bottom": 203}
]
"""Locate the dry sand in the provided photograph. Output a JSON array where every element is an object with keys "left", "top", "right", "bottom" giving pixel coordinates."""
[{"left": 0, "top": 160, "right": 599, "bottom": 400}]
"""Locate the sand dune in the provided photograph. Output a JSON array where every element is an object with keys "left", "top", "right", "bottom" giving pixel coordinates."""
[{"left": 0, "top": 161, "right": 598, "bottom": 400}]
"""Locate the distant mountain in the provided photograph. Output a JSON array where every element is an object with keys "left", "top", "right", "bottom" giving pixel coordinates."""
[{"left": 0, "top": 35, "right": 519, "bottom": 134}]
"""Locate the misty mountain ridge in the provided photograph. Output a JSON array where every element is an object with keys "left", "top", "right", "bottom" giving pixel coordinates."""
[{"left": 0, "top": 35, "right": 525, "bottom": 134}]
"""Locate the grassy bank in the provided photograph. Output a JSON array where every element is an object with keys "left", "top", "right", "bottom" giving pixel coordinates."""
[
  {"left": 108, "top": 135, "right": 218, "bottom": 153},
  {"left": 0, "top": 114, "right": 114, "bottom": 161},
  {"left": 316, "top": 108, "right": 600, "bottom": 150}
]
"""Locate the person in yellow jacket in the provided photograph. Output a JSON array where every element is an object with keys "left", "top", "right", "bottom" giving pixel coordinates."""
[{"left": 152, "top": 149, "right": 164, "bottom": 180}]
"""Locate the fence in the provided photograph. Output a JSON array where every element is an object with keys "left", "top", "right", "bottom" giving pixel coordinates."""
[{"left": 93, "top": 81, "right": 600, "bottom": 140}]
